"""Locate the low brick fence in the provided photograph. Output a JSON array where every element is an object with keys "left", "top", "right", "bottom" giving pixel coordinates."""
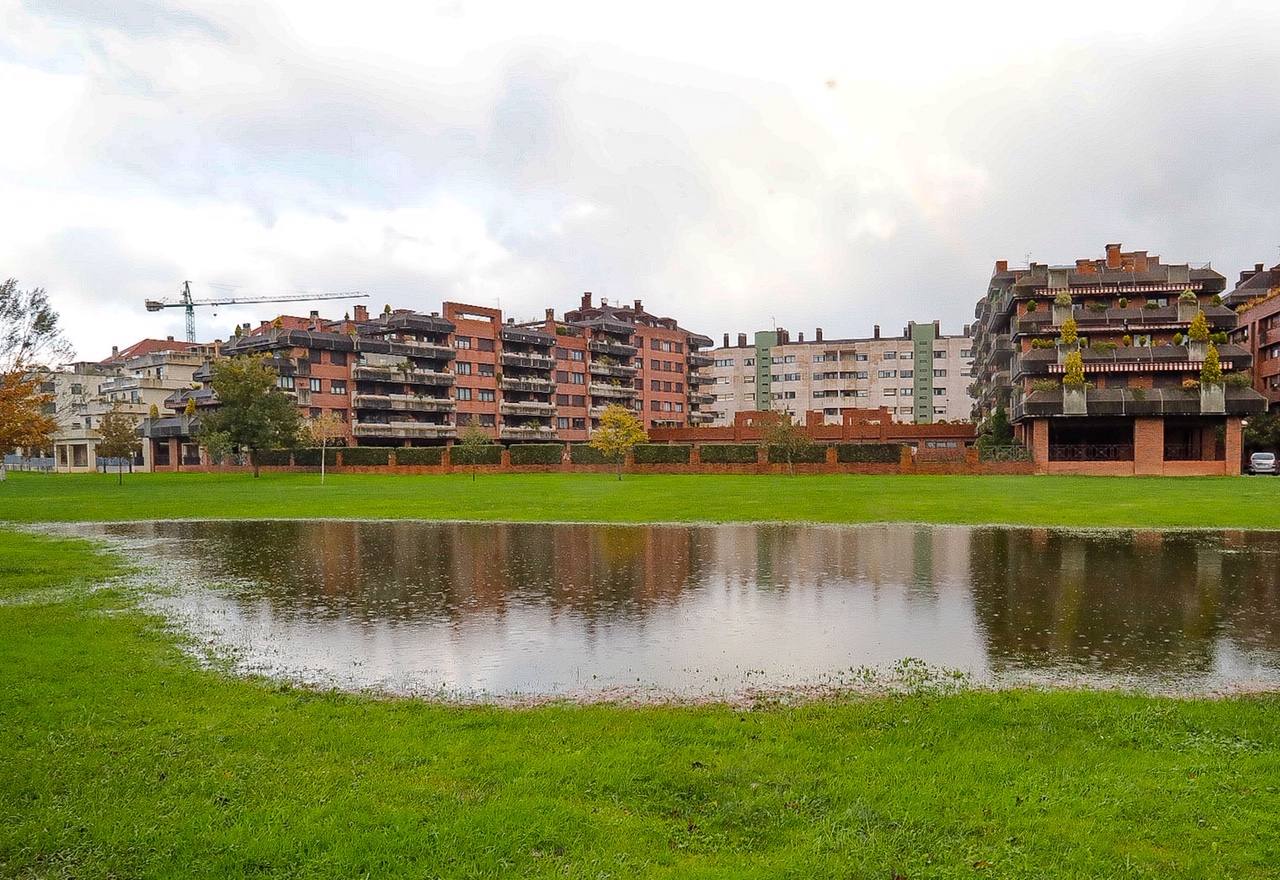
[{"left": 163, "top": 443, "right": 1034, "bottom": 476}]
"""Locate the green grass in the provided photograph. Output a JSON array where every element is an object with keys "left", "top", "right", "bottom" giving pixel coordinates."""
[
  {"left": 2, "top": 527, "right": 1278, "bottom": 878},
  {"left": 3, "top": 469, "right": 1280, "bottom": 527}
]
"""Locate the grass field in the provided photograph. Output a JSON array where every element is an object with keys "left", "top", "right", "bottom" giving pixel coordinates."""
[
  {"left": 2, "top": 528, "right": 1278, "bottom": 878},
  {"left": 2, "top": 469, "right": 1279, "bottom": 527}
]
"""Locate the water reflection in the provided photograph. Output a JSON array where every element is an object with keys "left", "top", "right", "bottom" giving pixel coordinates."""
[{"left": 85, "top": 521, "right": 1280, "bottom": 697}]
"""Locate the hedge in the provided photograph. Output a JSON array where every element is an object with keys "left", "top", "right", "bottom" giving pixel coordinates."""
[
  {"left": 254, "top": 449, "right": 293, "bottom": 466},
  {"left": 570, "top": 444, "right": 610, "bottom": 464},
  {"left": 632, "top": 444, "right": 691, "bottom": 465},
  {"left": 835, "top": 442, "right": 902, "bottom": 463},
  {"left": 395, "top": 447, "right": 444, "bottom": 466},
  {"left": 453, "top": 444, "right": 503, "bottom": 466},
  {"left": 339, "top": 447, "right": 390, "bottom": 466},
  {"left": 767, "top": 444, "right": 828, "bottom": 464},
  {"left": 697, "top": 443, "right": 759, "bottom": 464},
  {"left": 293, "top": 447, "right": 339, "bottom": 466},
  {"left": 509, "top": 444, "right": 564, "bottom": 466}
]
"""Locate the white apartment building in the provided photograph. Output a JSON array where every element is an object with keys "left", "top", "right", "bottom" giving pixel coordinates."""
[{"left": 706, "top": 321, "right": 974, "bottom": 425}]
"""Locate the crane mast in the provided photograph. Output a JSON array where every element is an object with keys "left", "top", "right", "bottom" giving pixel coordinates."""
[{"left": 144, "top": 284, "right": 371, "bottom": 342}]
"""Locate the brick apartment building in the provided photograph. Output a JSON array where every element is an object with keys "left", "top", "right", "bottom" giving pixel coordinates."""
[
  {"left": 705, "top": 321, "right": 974, "bottom": 426},
  {"left": 161, "top": 295, "right": 714, "bottom": 455},
  {"left": 1225, "top": 261, "right": 1280, "bottom": 411},
  {"left": 971, "top": 243, "right": 1267, "bottom": 475}
]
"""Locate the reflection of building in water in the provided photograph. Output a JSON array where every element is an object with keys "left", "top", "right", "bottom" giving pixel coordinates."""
[
  {"left": 703, "top": 524, "right": 970, "bottom": 597},
  {"left": 967, "top": 529, "right": 1280, "bottom": 675}
]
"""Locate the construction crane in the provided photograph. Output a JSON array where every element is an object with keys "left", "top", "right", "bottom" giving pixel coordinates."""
[{"left": 145, "top": 281, "right": 371, "bottom": 342}]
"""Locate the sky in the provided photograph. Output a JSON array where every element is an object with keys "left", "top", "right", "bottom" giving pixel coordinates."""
[{"left": 3, "top": 0, "right": 1279, "bottom": 361}]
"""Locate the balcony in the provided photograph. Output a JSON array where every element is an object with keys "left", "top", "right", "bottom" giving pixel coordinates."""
[
  {"left": 385, "top": 339, "right": 456, "bottom": 361},
  {"left": 588, "top": 361, "right": 636, "bottom": 379},
  {"left": 499, "top": 376, "right": 554, "bottom": 393},
  {"left": 353, "top": 393, "right": 455, "bottom": 413},
  {"left": 1013, "top": 304, "right": 1238, "bottom": 336},
  {"left": 687, "top": 371, "right": 715, "bottom": 385},
  {"left": 588, "top": 339, "right": 638, "bottom": 357},
  {"left": 499, "top": 400, "right": 556, "bottom": 417},
  {"left": 500, "top": 326, "right": 556, "bottom": 347},
  {"left": 688, "top": 352, "right": 714, "bottom": 368},
  {"left": 1011, "top": 344, "right": 1252, "bottom": 380},
  {"left": 499, "top": 352, "right": 555, "bottom": 370},
  {"left": 589, "top": 383, "right": 639, "bottom": 399},
  {"left": 690, "top": 392, "right": 716, "bottom": 406},
  {"left": 352, "top": 365, "right": 454, "bottom": 386},
  {"left": 1015, "top": 386, "right": 1267, "bottom": 420},
  {"left": 100, "top": 376, "right": 170, "bottom": 394},
  {"left": 592, "top": 319, "right": 635, "bottom": 338},
  {"left": 499, "top": 425, "right": 558, "bottom": 440},
  {"left": 352, "top": 421, "right": 456, "bottom": 440},
  {"left": 689, "top": 411, "right": 717, "bottom": 424}
]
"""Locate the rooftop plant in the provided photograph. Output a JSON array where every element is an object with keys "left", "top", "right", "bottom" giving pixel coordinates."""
[
  {"left": 1054, "top": 292, "right": 1072, "bottom": 306},
  {"left": 1025, "top": 299, "right": 1038, "bottom": 312},
  {"left": 1059, "top": 317, "right": 1079, "bottom": 347},
  {"left": 1062, "top": 350, "right": 1086, "bottom": 389},
  {"left": 1118, "top": 297, "right": 1128, "bottom": 308},
  {"left": 1187, "top": 310, "right": 1210, "bottom": 343},
  {"left": 1179, "top": 288, "right": 1198, "bottom": 303},
  {"left": 1201, "top": 343, "right": 1223, "bottom": 385}
]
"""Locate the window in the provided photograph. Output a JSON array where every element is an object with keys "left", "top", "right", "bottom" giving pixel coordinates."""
[
  {"left": 744, "top": 375, "right": 755, "bottom": 384},
  {"left": 454, "top": 336, "right": 472, "bottom": 349},
  {"left": 651, "top": 379, "right": 662, "bottom": 391},
  {"left": 309, "top": 407, "right": 322, "bottom": 419},
  {"left": 330, "top": 380, "right": 347, "bottom": 395},
  {"left": 934, "top": 350, "right": 946, "bottom": 359},
  {"left": 784, "top": 355, "right": 796, "bottom": 364},
  {"left": 569, "top": 372, "right": 585, "bottom": 385},
  {"left": 651, "top": 359, "right": 661, "bottom": 370},
  {"left": 884, "top": 352, "right": 897, "bottom": 360},
  {"left": 884, "top": 388, "right": 897, "bottom": 396},
  {"left": 477, "top": 364, "right": 494, "bottom": 377},
  {"left": 557, "top": 417, "right": 569, "bottom": 429},
  {"left": 878, "top": 369, "right": 896, "bottom": 378},
  {"left": 277, "top": 376, "right": 294, "bottom": 390},
  {"left": 309, "top": 378, "right": 322, "bottom": 393},
  {"left": 933, "top": 387, "right": 946, "bottom": 396},
  {"left": 854, "top": 353, "right": 868, "bottom": 362},
  {"left": 933, "top": 369, "right": 947, "bottom": 377},
  {"left": 455, "top": 361, "right": 473, "bottom": 375},
  {"left": 650, "top": 400, "right": 660, "bottom": 411},
  {"left": 556, "top": 370, "right": 570, "bottom": 382},
  {"left": 571, "top": 395, "right": 586, "bottom": 407},
  {"left": 330, "top": 350, "right": 347, "bottom": 366},
  {"left": 900, "top": 388, "right": 912, "bottom": 396},
  {"left": 572, "top": 418, "right": 585, "bottom": 429},
  {"left": 675, "top": 382, "right": 683, "bottom": 392},
  {"left": 714, "top": 358, "right": 735, "bottom": 367},
  {"left": 934, "top": 407, "right": 947, "bottom": 415},
  {"left": 557, "top": 394, "right": 571, "bottom": 406},
  {"left": 478, "top": 389, "right": 495, "bottom": 402},
  {"left": 743, "top": 358, "right": 755, "bottom": 366},
  {"left": 456, "top": 387, "right": 472, "bottom": 401},
  {"left": 651, "top": 339, "right": 661, "bottom": 350},
  {"left": 477, "top": 338, "right": 495, "bottom": 352},
  {"left": 477, "top": 413, "right": 496, "bottom": 427},
  {"left": 960, "top": 349, "right": 972, "bottom": 358},
  {"left": 900, "top": 369, "right": 913, "bottom": 378},
  {"left": 782, "top": 391, "right": 796, "bottom": 399}
]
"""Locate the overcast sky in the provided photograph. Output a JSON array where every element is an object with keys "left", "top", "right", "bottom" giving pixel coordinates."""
[{"left": 4, "top": 0, "right": 1279, "bottom": 361}]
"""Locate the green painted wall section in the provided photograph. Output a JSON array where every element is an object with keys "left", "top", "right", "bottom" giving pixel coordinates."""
[
  {"left": 911, "top": 321, "right": 936, "bottom": 424},
  {"left": 753, "top": 331, "right": 778, "bottom": 410}
]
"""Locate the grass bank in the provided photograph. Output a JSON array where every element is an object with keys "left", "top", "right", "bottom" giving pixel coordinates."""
[
  {"left": 2, "top": 527, "right": 1279, "bottom": 878},
  {"left": 3, "top": 469, "right": 1280, "bottom": 527}
]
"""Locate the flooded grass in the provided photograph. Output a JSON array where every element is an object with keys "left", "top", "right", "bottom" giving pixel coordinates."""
[{"left": 3, "top": 527, "right": 1280, "bottom": 878}]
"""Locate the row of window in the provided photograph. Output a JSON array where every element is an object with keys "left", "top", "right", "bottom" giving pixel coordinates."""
[
  {"left": 453, "top": 337, "right": 497, "bottom": 351},
  {"left": 454, "top": 361, "right": 496, "bottom": 377},
  {"left": 649, "top": 400, "right": 686, "bottom": 412},
  {"left": 714, "top": 350, "right": 972, "bottom": 367},
  {"left": 278, "top": 376, "right": 349, "bottom": 395},
  {"left": 455, "top": 388, "right": 496, "bottom": 402}
]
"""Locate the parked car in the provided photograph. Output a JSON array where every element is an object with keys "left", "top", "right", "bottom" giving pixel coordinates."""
[{"left": 1249, "top": 452, "right": 1277, "bottom": 475}]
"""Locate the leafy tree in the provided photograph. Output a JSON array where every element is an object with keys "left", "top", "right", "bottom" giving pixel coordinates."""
[
  {"left": 1059, "top": 317, "right": 1079, "bottom": 347},
  {"left": 1243, "top": 411, "right": 1280, "bottom": 452},
  {"left": 96, "top": 402, "right": 141, "bottom": 486},
  {"left": 762, "top": 411, "right": 814, "bottom": 475},
  {"left": 1200, "top": 343, "right": 1223, "bottom": 385},
  {"left": 304, "top": 411, "right": 346, "bottom": 485},
  {"left": 0, "top": 279, "right": 72, "bottom": 472},
  {"left": 200, "top": 429, "right": 234, "bottom": 469},
  {"left": 977, "top": 405, "right": 1014, "bottom": 450},
  {"left": 1062, "top": 350, "right": 1086, "bottom": 389},
  {"left": 1188, "top": 310, "right": 1210, "bottom": 343},
  {"left": 589, "top": 404, "right": 647, "bottom": 480},
  {"left": 452, "top": 418, "right": 493, "bottom": 481},
  {"left": 198, "top": 357, "right": 302, "bottom": 477}
]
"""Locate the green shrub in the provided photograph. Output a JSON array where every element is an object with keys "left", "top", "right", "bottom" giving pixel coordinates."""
[
  {"left": 836, "top": 443, "right": 902, "bottom": 463},
  {"left": 632, "top": 444, "right": 691, "bottom": 464},
  {"left": 255, "top": 449, "right": 292, "bottom": 466},
  {"left": 1024, "top": 299, "right": 1038, "bottom": 312},
  {"left": 293, "top": 448, "right": 339, "bottom": 466},
  {"left": 341, "top": 447, "right": 390, "bottom": 466},
  {"left": 1054, "top": 292, "right": 1072, "bottom": 306},
  {"left": 395, "top": 447, "right": 444, "bottom": 466},
  {"left": 768, "top": 444, "right": 827, "bottom": 464},
  {"left": 1030, "top": 379, "right": 1060, "bottom": 393},
  {"left": 460, "top": 445, "right": 503, "bottom": 465},
  {"left": 509, "top": 444, "right": 564, "bottom": 465},
  {"left": 569, "top": 444, "right": 610, "bottom": 464},
  {"left": 1030, "top": 338, "right": 1055, "bottom": 349},
  {"left": 698, "top": 444, "right": 759, "bottom": 464},
  {"left": 1143, "top": 301, "right": 1160, "bottom": 309}
]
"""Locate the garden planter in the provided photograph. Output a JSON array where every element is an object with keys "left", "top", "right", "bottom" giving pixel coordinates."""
[
  {"left": 1056, "top": 342, "right": 1079, "bottom": 365},
  {"left": 1200, "top": 382, "right": 1225, "bottom": 414},
  {"left": 1187, "top": 341, "right": 1207, "bottom": 361},
  {"left": 1052, "top": 303, "right": 1074, "bottom": 326},
  {"left": 1063, "top": 387, "right": 1087, "bottom": 415},
  {"left": 1177, "top": 299, "right": 1199, "bottom": 322}
]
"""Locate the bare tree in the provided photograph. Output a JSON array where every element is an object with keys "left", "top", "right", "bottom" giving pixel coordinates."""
[{"left": 0, "top": 280, "right": 73, "bottom": 480}]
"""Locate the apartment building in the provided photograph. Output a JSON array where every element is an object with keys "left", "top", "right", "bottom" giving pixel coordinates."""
[
  {"left": 195, "top": 296, "right": 713, "bottom": 451},
  {"left": 1225, "top": 261, "right": 1280, "bottom": 411},
  {"left": 971, "top": 243, "right": 1266, "bottom": 475},
  {"left": 705, "top": 321, "right": 974, "bottom": 426}
]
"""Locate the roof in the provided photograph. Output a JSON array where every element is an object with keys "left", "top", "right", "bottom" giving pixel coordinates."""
[
  {"left": 101, "top": 338, "right": 202, "bottom": 365},
  {"left": 1223, "top": 263, "right": 1280, "bottom": 307}
]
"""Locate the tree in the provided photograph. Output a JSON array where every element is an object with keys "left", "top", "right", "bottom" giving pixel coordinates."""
[
  {"left": 1188, "top": 310, "right": 1210, "bottom": 343},
  {"left": 0, "top": 279, "right": 73, "bottom": 475},
  {"left": 1062, "top": 350, "right": 1086, "bottom": 388},
  {"left": 1059, "top": 317, "right": 1079, "bottom": 347},
  {"left": 198, "top": 357, "right": 302, "bottom": 477},
  {"left": 96, "top": 402, "right": 141, "bottom": 486},
  {"left": 452, "top": 418, "right": 493, "bottom": 481},
  {"left": 1201, "top": 343, "right": 1223, "bottom": 385},
  {"left": 762, "top": 411, "right": 814, "bottom": 475},
  {"left": 977, "top": 405, "right": 1014, "bottom": 451},
  {"left": 304, "top": 411, "right": 346, "bottom": 485},
  {"left": 1243, "top": 411, "right": 1280, "bottom": 452},
  {"left": 200, "top": 429, "right": 234, "bottom": 470},
  {"left": 589, "top": 404, "right": 647, "bottom": 480}
]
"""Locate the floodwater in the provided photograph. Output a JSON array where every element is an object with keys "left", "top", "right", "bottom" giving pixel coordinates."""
[{"left": 73, "top": 520, "right": 1280, "bottom": 699}]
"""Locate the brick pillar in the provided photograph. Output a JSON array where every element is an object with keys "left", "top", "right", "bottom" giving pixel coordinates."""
[
  {"left": 336, "top": 450, "right": 345, "bottom": 467},
  {"left": 1133, "top": 418, "right": 1164, "bottom": 476},
  {"left": 500, "top": 447, "right": 512, "bottom": 469},
  {"left": 690, "top": 444, "right": 702, "bottom": 466},
  {"left": 168, "top": 438, "right": 180, "bottom": 472},
  {"left": 756, "top": 444, "right": 768, "bottom": 464},
  {"left": 441, "top": 446, "right": 451, "bottom": 468},
  {"left": 824, "top": 445, "right": 837, "bottom": 467},
  {"left": 1030, "top": 419, "right": 1049, "bottom": 474},
  {"left": 1225, "top": 416, "right": 1243, "bottom": 475},
  {"left": 898, "top": 444, "right": 913, "bottom": 473}
]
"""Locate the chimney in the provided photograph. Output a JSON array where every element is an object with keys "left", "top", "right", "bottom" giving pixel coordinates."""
[
  {"left": 934, "top": 320, "right": 940, "bottom": 334},
  {"left": 309, "top": 310, "right": 319, "bottom": 319},
  {"left": 737, "top": 333, "right": 747, "bottom": 347},
  {"left": 723, "top": 333, "right": 730, "bottom": 347},
  {"left": 167, "top": 335, "right": 174, "bottom": 342},
  {"left": 353, "top": 304, "right": 368, "bottom": 322},
  {"left": 507, "top": 317, "right": 515, "bottom": 324},
  {"left": 995, "top": 260, "right": 1008, "bottom": 273},
  {"left": 963, "top": 323, "right": 971, "bottom": 336},
  {"left": 581, "top": 291, "right": 592, "bottom": 309},
  {"left": 798, "top": 331, "right": 805, "bottom": 342},
  {"left": 1105, "top": 242, "right": 1122, "bottom": 269},
  {"left": 634, "top": 299, "right": 643, "bottom": 312},
  {"left": 111, "top": 345, "right": 119, "bottom": 357},
  {"left": 815, "top": 328, "right": 823, "bottom": 342},
  {"left": 873, "top": 324, "right": 880, "bottom": 339},
  {"left": 545, "top": 308, "right": 555, "bottom": 322}
]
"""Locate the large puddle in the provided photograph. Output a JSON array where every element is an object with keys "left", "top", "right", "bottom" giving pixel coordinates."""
[{"left": 67, "top": 520, "right": 1280, "bottom": 700}]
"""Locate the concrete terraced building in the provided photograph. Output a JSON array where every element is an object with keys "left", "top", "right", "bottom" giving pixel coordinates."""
[{"left": 704, "top": 321, "right": 974, "bottom": 425}]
